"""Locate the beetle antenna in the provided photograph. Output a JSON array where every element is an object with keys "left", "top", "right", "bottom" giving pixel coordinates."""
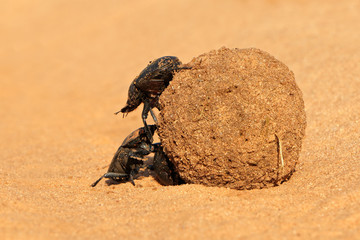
[{"left": 91, "top": 174, "right": 105, "bottom": 187}]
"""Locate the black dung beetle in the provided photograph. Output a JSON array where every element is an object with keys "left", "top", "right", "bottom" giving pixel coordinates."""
[
  {"left": 115, "top": 56, "right": 190, "bottom": 141},
  {"left": 91, "top": 125, "right": 184, "bottom": 187},
  {"left": 91, "top": 125, "right": 157, "bottom": 187}
]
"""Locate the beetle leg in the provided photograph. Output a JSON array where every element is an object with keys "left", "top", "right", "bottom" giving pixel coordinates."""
[
  {"left": 177, "top": 64, "right": 192, "bottom": 70},
  {"left": 149, "top": 108, "right": 158, "bottom": 124},
  {"left": 105, "top": 172, "right": 130, "bottom": 184},
  {"left": 104, "top": 172, "right": 128, "bottom": 179},
  {"left": 132, "top": 151, "right": 150, "bottom": 159},
  {"left": 153, "top": 146, "right": 184, "bottom": 186},
  {"left": 128, "top": 170, "right": 137, "bottom": 186},
  {"left": 153, "top": 148, "right": 174, "bottom": 185},
  {"left": 91, "top": 174, "right": 105, "bottom": 187},
  {"left": 151, "top": 142, "right": 161, "bottom": 152},
  {"left": 91, "top": 172, "right": 129, "bottom": 187},
  {"left": 129, "top": 155, "right": 147, "bottom": 161},
  {"left": 142, "top": 100, "right": 154, "bottom": 142}
]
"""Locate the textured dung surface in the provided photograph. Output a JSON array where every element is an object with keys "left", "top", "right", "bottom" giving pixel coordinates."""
[{"left": 158, "top": 47, "right": 306, "bottom": 190}]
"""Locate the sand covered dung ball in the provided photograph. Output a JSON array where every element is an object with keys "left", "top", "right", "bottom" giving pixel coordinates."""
[{"left": 158, "top": 47, "right": 306, "bottom": 190}]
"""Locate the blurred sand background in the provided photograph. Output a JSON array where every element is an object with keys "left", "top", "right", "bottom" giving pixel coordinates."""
[{"left": 1, "top": 0, "right": 359, "bottom": 239}]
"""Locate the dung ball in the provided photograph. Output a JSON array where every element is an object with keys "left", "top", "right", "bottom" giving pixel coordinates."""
[{"left": 158, "top": 47, "right": 306, "bottom": 190}]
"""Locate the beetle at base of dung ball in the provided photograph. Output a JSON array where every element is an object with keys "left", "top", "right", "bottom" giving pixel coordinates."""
[{"left": 91, "top": 125, "right": 183, "bottom": 187}]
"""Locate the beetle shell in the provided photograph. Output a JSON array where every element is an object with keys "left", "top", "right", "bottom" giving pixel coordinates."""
[
  {"left": 120, "top": 56, "right": 182, "bottom": 114},
  {"left": 133, "top": 56, "right": 182, "bottom": 96},
  {"left": 121, "top": 125, "right": 157, "bottom": 147},
  {"left": 107, "top": 148, "right": 143, "bottom": 181}
]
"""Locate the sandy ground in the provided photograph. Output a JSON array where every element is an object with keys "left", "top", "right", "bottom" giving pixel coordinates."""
[{"left": 1, "top": 0, "right": 359, "bottom": 239}]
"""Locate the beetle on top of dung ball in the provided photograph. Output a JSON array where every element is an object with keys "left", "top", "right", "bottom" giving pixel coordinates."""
[{"left": 115, "top": 56, "right": 191, "bottom": 142}]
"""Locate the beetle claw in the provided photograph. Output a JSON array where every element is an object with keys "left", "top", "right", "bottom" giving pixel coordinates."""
[
  {"left": 91, "top": 174, "right": 105, "bottom": 187},
  {"left": 129, "top": 174, "right": 135, "bottom": 186}
]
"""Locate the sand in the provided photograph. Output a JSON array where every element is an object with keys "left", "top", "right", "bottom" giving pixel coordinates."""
[{"left": 0, "top": 0, "right": 359, "bottom": 239}]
